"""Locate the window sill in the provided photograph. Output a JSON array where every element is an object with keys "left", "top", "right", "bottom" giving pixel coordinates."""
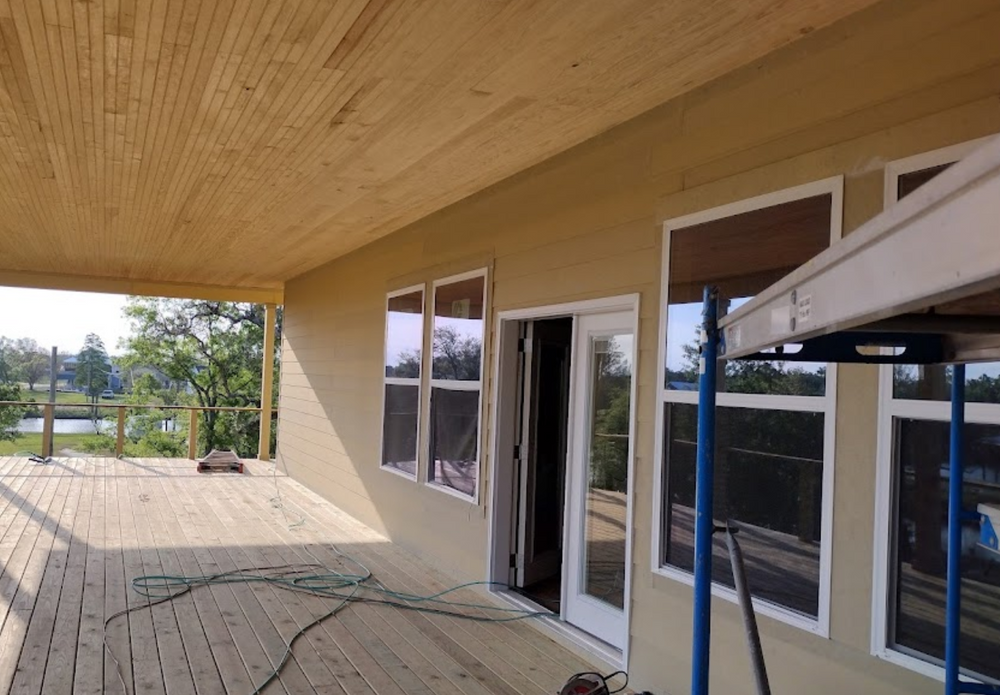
[
  {"left": 876, "top": 647, "right": 946, "bottom": 682},
  {"left": 652, "top": 564, "right": 828, "bottom": 637},
  {"left": 424, "top": 478, "right": 478, "bottom": 504},
  {"left": 876, "top": 646, "right": 999, "bottom": 688},
  {"left": 380, "top": 464, "right": 417, "bottom": 481}
]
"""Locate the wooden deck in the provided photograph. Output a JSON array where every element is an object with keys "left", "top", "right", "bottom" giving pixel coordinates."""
[{"left": 0, "top": 456, "right": 598, "bottom": 695}]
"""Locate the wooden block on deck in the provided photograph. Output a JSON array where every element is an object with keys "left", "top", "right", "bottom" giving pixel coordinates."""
[{"left": 196, "top": 450, "right": 244, "bottom": 474}]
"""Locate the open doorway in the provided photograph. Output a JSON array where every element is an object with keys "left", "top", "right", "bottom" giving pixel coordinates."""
[
  {"left": 489, "top": 296, "right": 638, "bottom": 655},
  {"left": 510, "top": 317, "right": 573, "bottom": 611}
]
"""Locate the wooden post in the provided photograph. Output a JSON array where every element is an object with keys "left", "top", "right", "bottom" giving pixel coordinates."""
[
  {"left": 40, "top": 404, "right": 54, "bottom": 458},
  {"left": 188, "top": 409, "right": 199, "bottom": 460},
  {"left": 115, "top": 407, "right": 126, "bottom": 458},
  {"left": 258, "top": 303, "right": 277, "bottom": 462}
]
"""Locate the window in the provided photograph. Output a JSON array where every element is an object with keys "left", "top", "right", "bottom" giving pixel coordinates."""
[
  {"left": 428, "top": 272, "right": 486, "bottom": 498},
  {"left": 381, "top": 287, "right": 424, "bottom": 477},
  {"left": 655, "top": 180, "right": 841, "bottom": 630},
  {"left": 876, "top": 138, "right": 1000, "bottom": 682},
  {"left": 890, "top": 419, "right": 1000, "bottom": 681}
]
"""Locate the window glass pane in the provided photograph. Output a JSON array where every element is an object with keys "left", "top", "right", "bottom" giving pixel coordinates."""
[
  {"left": 893, "top": 364, "right": 1000, "bottom": 404},
  {"left": 891, "top": 165, "right": 1000, "bottom": 403},
  {"left": 429, "top": 387, "right": 479, "bottom": 496},
  {"left": 897, "top": 163, "right": 952, "bottom": 199},
  {"left": 662, "top": 403, "right": 825, "bottom": 617},
  {"left": 381, "top": 384, "right": 419, "bottom": 476},
  {"left": 892, "top": 418, "right": 1000, "bottom": 681},
  {"left": 666, "top": 299, "right": 827, "bottom": 396},
  {"left": 583, "top": 333, "right": 632, "bottom": 609},
  {"left": 433, "top": 276, "right": 485, "bottom": 381},
  {"left": 666, "top": 195, "right": 831, "bottom": 396},
  {"left": 385, "top": 290, "right": 423, "bottom": 378}
]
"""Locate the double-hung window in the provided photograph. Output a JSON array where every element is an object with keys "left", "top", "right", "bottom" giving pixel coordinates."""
[
  {"left": 875, "top": 138, "right": 1000, "bottom": 683},
  {"left": 655, "top": 180, "right": 841, "bottom": 632},
  {"left": 427, "top": 271, "right": 487, "bottom": 499},
  {"left": 381, "top": 287, "right": 424, "bottom": 478}
]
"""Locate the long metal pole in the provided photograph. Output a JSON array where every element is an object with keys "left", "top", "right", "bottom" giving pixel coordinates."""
[
  {"left": 726, "top": 529, "right": 771, "bottom": 695},
  {"left": 691, "top": 286, "right": 719, "bottom": 695},
  {"left": 944, "top": 364, "right": 965, "bottom": 695}
]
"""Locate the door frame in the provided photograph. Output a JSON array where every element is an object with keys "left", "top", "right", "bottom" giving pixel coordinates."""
[{"left": 486, "top": 293, "right": 640, "bottom": 668}]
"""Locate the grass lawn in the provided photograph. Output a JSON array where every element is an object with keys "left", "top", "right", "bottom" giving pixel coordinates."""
[
  {"left": 16, "top": 389, "right": 124, "bottom": 405},
  {"left": 0, "top": 432, "right": 106, "bottom": 456}
]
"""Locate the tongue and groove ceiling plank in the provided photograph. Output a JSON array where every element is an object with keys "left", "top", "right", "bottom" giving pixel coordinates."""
[{"left": 0, "top": 0, "right": 876, "bottom": 291}]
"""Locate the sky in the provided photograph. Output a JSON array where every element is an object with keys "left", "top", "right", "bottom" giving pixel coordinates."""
[{"left": 0, "top": 288, "right": 130, "bottom": 355}]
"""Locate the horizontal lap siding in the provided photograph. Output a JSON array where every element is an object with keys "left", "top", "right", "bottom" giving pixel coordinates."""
[{"left": 279, "top": 0, "right": 1000, "bottom": 692}]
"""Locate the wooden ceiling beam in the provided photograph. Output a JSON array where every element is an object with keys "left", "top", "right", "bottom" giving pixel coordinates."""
[{"left": 0, "top": 269, "right": 284, "bottom": 304}]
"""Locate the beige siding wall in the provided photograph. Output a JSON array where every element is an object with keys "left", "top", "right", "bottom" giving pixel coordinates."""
[{"left": 279, "top": 0, "right": 1000, "bottom": 692}]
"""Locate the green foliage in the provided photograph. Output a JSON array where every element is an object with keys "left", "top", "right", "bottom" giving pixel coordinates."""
[
  {"left": 78, "top": 433, "right": 117, "bottom": 455},
  {"left": 430, "top": 326, "right": 482, "bottom": 380},
  {"left": 662, "top": 333, "right": 828, "bottom": 541},
  {"left": 77, "top": 333, "right": 111, "bottom": 403},
  {"left": 894, "top": 364, "right": 1000, "bottom": 403},
  {"left": 0, "top": 341, "right": 24, "bottom": 443},
  {"left": 393, "top": 326, "right": 483, "bottom": 380},
  {"left": 11, "top": 338, "right": 49, "bottom": 391},
  {"left": 589, "top": 339, "right": 632, "bottom": 493},
  {"left": 666, "top": 332, "right": 825, "bottom": 396},
  {"left": 121, "top": 298, "right": 281, "bottom": 457}
]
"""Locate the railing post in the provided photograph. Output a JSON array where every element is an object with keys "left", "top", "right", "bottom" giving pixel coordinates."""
[
  {"left": 258, "top": 303, "right": 277, "bottom": 461},
  {"left": 188, "top": 409, "right": 199, "bottom": 460},
  {"left": 40, "top": 403, "right": 55, "bottom": 458},
  {"left": 116, "top": 406, "right": 126, "bottom": 458}
]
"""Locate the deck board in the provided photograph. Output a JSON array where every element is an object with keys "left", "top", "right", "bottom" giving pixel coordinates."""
[{"left": 0, "top": 456, "right": 605, "bottom": 695}]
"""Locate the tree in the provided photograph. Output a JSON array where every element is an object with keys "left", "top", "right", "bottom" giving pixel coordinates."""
[
  {"left": 121, "top": 298, "right": 281, "bottom": 456},
  {"left": 589, "top": 338, "right": 632, "bottom": 492},
  {"left": 0, "top": 339, "right": 23, "bottom": 442},
  {"left": 430, "top": 325, "right": 482, "bottom": 380},
  {"left": 77, "top": 334, "right": 111, "bottom": 404},
  {"left": 12, "top": 338, "right": 49, "bottom": 391},
  {"left": 391, "top": 325, "right": 482, "bottom": 380}
]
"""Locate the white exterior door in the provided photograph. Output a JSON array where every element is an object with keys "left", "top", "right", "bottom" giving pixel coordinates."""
[{"left": 563, "top": 310, "right": 635, "bottom": 650}]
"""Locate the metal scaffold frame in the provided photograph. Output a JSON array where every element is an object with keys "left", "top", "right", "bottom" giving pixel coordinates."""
[{"left": 688, "top": 135, "right": 1000, "bottom": 695}]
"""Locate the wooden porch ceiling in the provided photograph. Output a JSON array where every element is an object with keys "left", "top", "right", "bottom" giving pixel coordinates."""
[{"left": 0, "top": 0, "right": 876, "bottom": 294}]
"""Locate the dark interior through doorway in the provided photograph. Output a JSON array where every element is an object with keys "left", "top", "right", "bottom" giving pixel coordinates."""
[{"left": 510, "top": 317, "right": 573, "bottom": 613}]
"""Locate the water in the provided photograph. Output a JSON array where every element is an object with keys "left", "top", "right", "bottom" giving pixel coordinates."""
[
  {"left": 18, "top": 418, "right": 104, "bottom": 434},
  {"left": 17, "top": 417, "right": 179, "bottom": 435}
]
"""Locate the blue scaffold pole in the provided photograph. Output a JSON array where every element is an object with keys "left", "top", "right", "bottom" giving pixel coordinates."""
[
  {"left": 945, "top": 364, "right": 965, "bottom": 695},
  {"left": 691, "top": 286, "right": 719, "bottom": 695}
]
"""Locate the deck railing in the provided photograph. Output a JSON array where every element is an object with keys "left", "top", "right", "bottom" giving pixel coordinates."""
[{"left": 0, "top": 400, "right": 277, "bottom": 461}]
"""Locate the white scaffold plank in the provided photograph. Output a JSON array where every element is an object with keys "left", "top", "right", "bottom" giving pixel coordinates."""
[{"left": 720, "top": 135, "right": 1000, "bottom": 361}]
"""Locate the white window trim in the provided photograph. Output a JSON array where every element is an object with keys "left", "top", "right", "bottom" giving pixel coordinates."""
[
  {"left": 651, "top": 176, "right": 844, "bottom": 637},
  {"left": 379, "top": 284, "right": 425, "bottom": 481},
  {"left": 871, "top": 135, "right": 999, "bottom": 682},
  {"left": 424, "top": 267, "right": 489, "bottom": 504}
]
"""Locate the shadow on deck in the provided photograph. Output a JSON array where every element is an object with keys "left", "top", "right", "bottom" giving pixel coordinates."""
[{"left": 0, "top": 456, "right": 596, "bottom": 695}]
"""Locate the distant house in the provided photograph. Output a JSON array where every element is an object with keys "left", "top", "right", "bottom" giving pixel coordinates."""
[{"left": 58, "top": 355, "right": 122, "bottom": 391}]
